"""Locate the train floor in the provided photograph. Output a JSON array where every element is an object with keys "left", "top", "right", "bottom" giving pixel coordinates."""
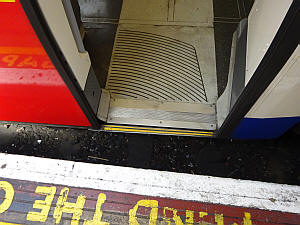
[
  {"left": 82, "top": 0, "right": 254, "bottom": 96},
  {"left": 82, "top": 0, "right": 253, "bottom": 130}
]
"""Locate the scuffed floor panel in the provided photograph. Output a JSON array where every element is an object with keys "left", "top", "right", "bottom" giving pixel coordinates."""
[{"left": 119, "top": 0, "right": 214, "bottom": 26}]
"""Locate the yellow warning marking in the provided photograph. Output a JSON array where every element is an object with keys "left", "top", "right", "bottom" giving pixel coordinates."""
[
  {"left": 105, "top": 125, "right": 213, "bottom": 134},
  {"left": 84, "top": 193, "right": 109, "bottom": 225},
  {"left": 185, "top": 210, "right": 194, "bottom": 224},
  {"left": 243, "top": 212, "right": 253, "bottom": 225},
  {"left": 129, "top": 200, "right": 158, "bottom": 225},
  {"left": 104, "top": 127, "right": 213, "bottom": 136},
  {"left": 53, "top": 188, "right": 86, "bottom": 225},
  {"left": 215, "top": 214, "right": 224, "bottom": 225},
  {"left": 163, "top": 207, "right": 184, "bottom": 225},
  {"left": 0, "top": 223, "right": 21, "bottom": 225},
  {"left": 0, "top": 181, "right": 256, "bottom": 225},
  {"left": 0, "top": 0, "right": 15, "bottom": 2},
  {"left": 27, "top": 186, "right": 56, "bottom": 222},
  {"left": 0, "top": 181, "right": 14, "bottom": 214},
  {"left": 0, "top": 47, "right": 46, "bottom": 55},
  {"left": 104, "top": 125, "right": 214, "bottom": 137},
  {"left": 199, "top": 212, "right": 208, "bottom": 218}
]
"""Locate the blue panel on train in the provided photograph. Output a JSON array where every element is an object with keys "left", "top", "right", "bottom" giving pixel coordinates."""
[{"left": 231, "top": 117, "right": 300, "bottom": 139}]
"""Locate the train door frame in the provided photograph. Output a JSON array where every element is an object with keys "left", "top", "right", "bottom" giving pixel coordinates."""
[
  {"left": 217, "top": 0, "right": 300, "bottom": 138},
  {"left": 19, "top": 0, "right": 101, "bottom": 129}
]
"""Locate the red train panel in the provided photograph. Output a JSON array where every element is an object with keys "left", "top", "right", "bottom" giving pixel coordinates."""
[{"left": 0, "top": 0, "right": 90, "bottom": 127}]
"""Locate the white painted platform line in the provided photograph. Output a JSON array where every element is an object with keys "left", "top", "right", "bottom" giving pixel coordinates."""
[{"left": 0, "top": 153, "right": 299, "bottom": 214}]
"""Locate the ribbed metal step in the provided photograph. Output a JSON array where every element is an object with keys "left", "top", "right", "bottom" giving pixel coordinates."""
[{"left": 105, "top": 98, "right": 216, "bottom": 130}]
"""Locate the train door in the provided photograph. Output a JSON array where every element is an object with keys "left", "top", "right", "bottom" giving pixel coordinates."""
[
  {"left": 217, "top": 0, "right": 300, "bottom": 139},
  {"left": 17, "top": 0, "right": 218, "bottom": 137},
  {"left": 0, "top": 0, "right": 99, "bottom": 129}
]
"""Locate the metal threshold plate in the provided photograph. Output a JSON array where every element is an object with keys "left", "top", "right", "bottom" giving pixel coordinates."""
[{"left": 104, "top": 98, "right": 216, "bottom": 130}]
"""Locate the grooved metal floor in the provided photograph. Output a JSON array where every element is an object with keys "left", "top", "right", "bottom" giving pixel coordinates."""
[
  {"left": 107, "top": 29, "right": 207, "bottom": 102},
  {"left": 106, "top": 25, "right": 217, "bottom": 105},
  {"left": 109, "top": 107, "right": 215, "bottom": 124},
  {"left": 105, "top": 0, "right": 217, "bottom": 105}
]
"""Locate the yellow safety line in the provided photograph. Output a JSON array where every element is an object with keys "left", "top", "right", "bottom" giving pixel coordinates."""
[
  {"left": 104, "top": 125, "right": 214, "bottom": 134},
  {"left": 0, "top": 0, "right": 15, "bottom": 2},
  {"left": 0, "top": 47, "right": 46, "bottom": 55},
  {"left": 104, "top": 126, "right": 214, "bottom": 137},
  {"left": 0, "top": 222, "right": 21, "bottom": 225}
]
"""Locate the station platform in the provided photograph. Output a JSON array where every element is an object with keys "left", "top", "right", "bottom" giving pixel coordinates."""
[{"left": 0, "top": 153, "right": 299, "bottom": 225}]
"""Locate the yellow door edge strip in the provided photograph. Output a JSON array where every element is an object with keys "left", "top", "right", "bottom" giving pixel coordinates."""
[
  {"left": 103, "top": 126, "right": 214, "bottom": 137},
  {"left": 104, "top": 125, "right": 214, "bottom": 134}
]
